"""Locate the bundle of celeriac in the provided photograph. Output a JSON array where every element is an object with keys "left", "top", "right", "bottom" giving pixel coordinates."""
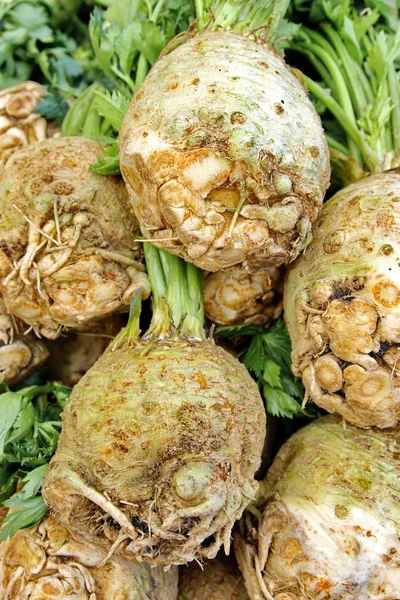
[{"left": 284, "top": 1, "right": 400, "bottom": 428}]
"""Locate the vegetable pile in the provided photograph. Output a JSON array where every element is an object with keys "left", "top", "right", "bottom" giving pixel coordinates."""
[{"left": 0, "top": 0, "right": 399, "bottom": 599}]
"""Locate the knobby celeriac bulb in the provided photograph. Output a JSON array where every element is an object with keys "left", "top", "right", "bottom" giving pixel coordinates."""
[
  {"left": 179, "top": 553, "right": 249, "bottom": 600},
  {"left": 285, "top": 171, "right": 400, "bottom": 428},
  {"left": 119, "top": 30, "right": 330, "bottom": 272},
  {"left": 204, "top": 266, "right": 284, "bottom": 326},
  {"left": 43, "top": 249, "right": 266, "bottom": 565},
  {"left": 42, "top": 337, "right": 266, "bottom": 565},
  {"left": 0, "top": 513, "right": 178, "bottom": 599},
  {"left": 0, "top": 82, "right": 60, "bottom": 165},
  {"left": 234, "top": 415, "right": 400, "bottom": 600},
  {"left": 0, "top": 137, "right": 150, "bottom": 339}
]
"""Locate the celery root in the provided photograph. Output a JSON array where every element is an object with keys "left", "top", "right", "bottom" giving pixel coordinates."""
[
  {"left": 43, "top": 247, "right": 266, "bottom": 565},
  {"left": 0, "top": 137, "right": 150, "bottom": 339}
]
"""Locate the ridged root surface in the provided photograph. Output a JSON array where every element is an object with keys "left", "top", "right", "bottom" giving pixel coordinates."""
[
  {"left": 234, "top": 415, "right": 400, "bottom": 600},
  {"left": 285, "top": 171, "right": 400, "bottom": 428},
  {"left": 0, "top": 137, "right": 150, "bottom": 339},
  {"left": 204, "top": 266, "right": 284, "bottom": 326},
  {"left": 120, "top": 31, "right": 330, "bottom": 272},
  {"left": 0, "top": 513, "right": 178, "bottom": 599},
  {"left": 0, "top": 296, "right": 49, "bottom": 386},
  {"left": 0, "top": 81, "right": 60, "bottom": 166},
  {"left": 42, "top": 337, "right": 266, "bottom": 565},
  {"left": 179, "top": 553, "right": 249, "bottom": 600}
]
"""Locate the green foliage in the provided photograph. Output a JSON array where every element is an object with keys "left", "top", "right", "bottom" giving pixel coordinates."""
[
  {"left": 198, "top": 0, "right": 291, "bottom": 43},
  {"left": 0, "top": 382, "right": 71, "bottom": 541},
  {"left": 288, "top": 0, "right": 400, "bottom": 186},
  {"left": 217, "top": 320, "right": 308, "bottom": 419},
  {"left": 35, "top": 87, "right": 70, "bottom": 124},
  {"left": 0, "top": 0, "right": 96, "bottom": 95},
  {"left": 63, "top": 0, "right": 195, "bottom": 173}
]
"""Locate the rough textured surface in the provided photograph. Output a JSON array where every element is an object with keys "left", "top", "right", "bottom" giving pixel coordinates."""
[
  {"left": 46, "top": 316, "right": 124, "bottom": 386},
  {"left": 0, "top": 137, "right": 150, "bottom": 339},
  {"left": 285, "top": 171, "right": 400, "bottom": 428},
  {"left": 0, "top": 297, "right": 49, "bottom": 385},
  {"left": 120, "top": 31, "right": 330, "bottom": 272},
  {"left": 43, "top": 337, "right": 266, "bottom": 565},
  {"left": 205, "top": 266, "right": 283, "bottom": 326},
  {"left": 179, "top": 553, "right": 249, "bottom": 599},
  {"left": 0, "top": 334, "right": 49, "bottom": 386},
  {"left": 235, "top": 415, "right": 400, "bottom": 600},
  {"left": 0, "top": 81, "right": 60, "bottom": 165},
  {"left": 0, "top": 513, "right": 178, "bottom": 599}
]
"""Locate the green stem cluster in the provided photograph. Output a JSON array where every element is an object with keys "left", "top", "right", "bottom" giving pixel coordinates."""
[
  {"left": 196, "top": 0, "right": 290, "bottom": 43},
  {"left": 144, "top": 243, "right": 205, "bottom": 341},
  {"left": 292, "top": 12, "right": 400, "bottom": 183}
]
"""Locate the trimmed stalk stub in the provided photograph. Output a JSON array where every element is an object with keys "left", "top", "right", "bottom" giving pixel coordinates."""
[
  {"left": 0, "top": 137, "right": 150, "bottom": 339},
  {"left": 42, "top": 314, "right": 266, "bottom": 565},
  {"left": 119, "top": 30, "right": 330, "bottom": 272},
  {"left": 0, "top": 512, "right": 178, "bottom": 599},
  {"left": 235, "top": 415, "right": 400, "bottom": 600},
  {"left": 285, "top": 171, "right": 400, "bottom": 428}
]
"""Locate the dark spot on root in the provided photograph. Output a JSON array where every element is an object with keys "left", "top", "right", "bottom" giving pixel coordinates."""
[
  {"left": 192, "top": 78, "right": 200, "bottom": 85},
  {"left": 231, "top": 111, "right": 246, "bottom": 125},
  {"left": 259, "top": 61, "right": 269, "bottom": 68},
  {"left": 131, "top": 516, "right": 149, "bottom": 534},
  {"left": 170, "top": 82, "right": 179, "bottom": 90},
  {"left": 201, "top": 534, "right": 216, "bottom": 548},
  {"left": 50, "top": 181, "right": 74, "bottom": 195},
  {"left": 275, "top": 103, "right": 284, "bottom": 115},
  {"left": 310, "top": 146, "right": 320, "bottom": 158},
  {"left": 378, "top": 341, "right": 392, "bottom": 355},
  {"left": 142, "top": 131, "right": 148, "bottom": 138}
]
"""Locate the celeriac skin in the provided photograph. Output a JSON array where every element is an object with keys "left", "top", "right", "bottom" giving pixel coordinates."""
[
  {"left": 0, "top": 137, "right": 150, "bottom": 339},
  {"left": 179, "top": 553, "right": 249, "bottom": 600},
  {"left": 120, "top": 31, "right": 330, "bottom": 272},
  {"left": 204, "top": 266, "right": 283, "bottom": 326},
  {"left": 0, "top": 297, "right": 49, "bottom": 386},
  {"left": 285, "top": 171, "right": 400, "bottom": 428},
  {"left": 0, "top": 513, "right": 178, "bottom": 600},
  {"left": 0, "top": 81, "right": 60, "bottom": 165},
  {"left": 0, "top": 335, "right": 49, "bottom": 386},
  {"left": 43, "top": 327, "right": 266, "bottom": 565},
  {"left": 235, "top": 415, "right": 400, "bottom": 600}
]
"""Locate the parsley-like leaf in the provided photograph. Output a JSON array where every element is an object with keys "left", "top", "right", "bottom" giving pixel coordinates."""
[
  {"left": 217, "top": 318, "right": 308, "bottom": 419},
  {"left": 0, "top": 382, "right": 71, "bottom": 541},
  {"left": 35, "top": 88, "right": 69, "bottom": 125},
  {"left": 0, "top": 496, "right": 48, "bottom": 542}
]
